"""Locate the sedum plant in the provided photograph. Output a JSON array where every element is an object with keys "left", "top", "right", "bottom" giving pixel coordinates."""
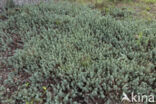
[{"left": 0, "top": 0, "right": 155, "bottom": 104}]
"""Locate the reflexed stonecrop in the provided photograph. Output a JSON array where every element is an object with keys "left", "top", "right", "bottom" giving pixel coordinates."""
[{"left": 0, "top": 1, "right": 155, "bottom": 104}]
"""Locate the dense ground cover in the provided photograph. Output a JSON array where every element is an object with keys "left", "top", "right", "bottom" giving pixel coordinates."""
[{"left": 0, "top": 1, "right": 155, "bottom": 104}]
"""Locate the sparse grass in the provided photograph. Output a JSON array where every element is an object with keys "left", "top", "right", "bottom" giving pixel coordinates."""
[
  {"left": 143, "top": 0, "right": 156, "bottom": 4},
  {"left": 65, "top": 0, "right": 156, "bottom": 20}
]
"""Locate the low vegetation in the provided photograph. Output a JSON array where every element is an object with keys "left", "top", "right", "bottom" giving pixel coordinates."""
[{"left": 0, "top": 0, "right": 155, "bottom": 104}]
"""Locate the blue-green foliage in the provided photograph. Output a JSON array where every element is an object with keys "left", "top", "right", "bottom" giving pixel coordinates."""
[{"left": 0, "top": 1, "right": 155, "bottom": 104}]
